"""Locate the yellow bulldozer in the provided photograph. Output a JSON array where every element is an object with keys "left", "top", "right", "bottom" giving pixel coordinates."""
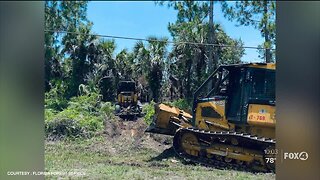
[
  {"left": 146, "top": 63, "right": 276, "bottom": 172},
  {"left": 115, "top": 80, "right": 142, "bottom": 120}
]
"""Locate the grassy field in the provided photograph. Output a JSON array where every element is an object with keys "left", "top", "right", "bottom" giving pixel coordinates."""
[{"left": 45, "top": 119, "right": 275, "bottom": 180}]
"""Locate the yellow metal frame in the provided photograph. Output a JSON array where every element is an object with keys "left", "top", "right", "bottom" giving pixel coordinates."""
[
  {"left": 247, "top": 104, "right": 276, "bottom": 127},
  {"left": 195, "top": 101, "right": 234, "bottom": 131},
  {"left": 247, "top": 63, "right": 275, "bottom": 70}
]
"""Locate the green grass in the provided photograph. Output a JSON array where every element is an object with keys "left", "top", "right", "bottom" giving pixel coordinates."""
[{"left": 45, "top": 137, "right": 275, "bottom": 180}]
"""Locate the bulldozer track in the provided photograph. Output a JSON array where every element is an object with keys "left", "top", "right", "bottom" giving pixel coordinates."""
[{"left": 172, "top": 127, "right": 276, "bottom": 173}]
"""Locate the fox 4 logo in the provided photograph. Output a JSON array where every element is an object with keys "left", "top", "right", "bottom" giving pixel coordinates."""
[{"left": 284, "top": 152, "right": 308, "bottom": 160}]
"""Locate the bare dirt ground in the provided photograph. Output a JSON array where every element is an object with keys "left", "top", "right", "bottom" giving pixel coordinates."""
[{"left": 45, "top": 117, "right": 275, "bottom": 179}]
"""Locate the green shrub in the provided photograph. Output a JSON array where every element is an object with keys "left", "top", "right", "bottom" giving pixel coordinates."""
[
  {"left": 45, "top": 108, "right": 58, "bottom": 122},
  {"left": 45, "top": 92, "right": 106, "bottom": 140},
  {"left": 67, "top": 92, "right": 102, "bottom": 113},
  {"left": 45, "top": 93, "right": 68, "bottom": 112},
  {"left": 45, "top": 83, "right": 68, "bottom": 111},
  {"left": 142, "top": 101, "right": 156, "bottom": 125},
  {"left": 100, "top": 102, "right": 115, "bottom": 118},
  {"left": 164, "top": 98, "right": 192, "bottom": 113},
  {"left": 78, "top": 116, "right": 103, "bottom": 132},
  {"left": 172, "top": 98, "right": 192, "bottom": 112},
  {"left": 45, "top": 118, "right": 89, "bottom": 140}
]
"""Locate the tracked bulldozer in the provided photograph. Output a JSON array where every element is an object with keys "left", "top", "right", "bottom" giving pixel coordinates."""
[
  {"left": 115, "top": 80, "right": 142, "bottom": 120},
  {"left": 146, "top": 63, "right": 276, "bottom": 172}
]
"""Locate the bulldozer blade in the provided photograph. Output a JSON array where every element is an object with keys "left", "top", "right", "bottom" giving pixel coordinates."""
[{"left": 145, "top": 121, "right": 176, "bottom": 136}]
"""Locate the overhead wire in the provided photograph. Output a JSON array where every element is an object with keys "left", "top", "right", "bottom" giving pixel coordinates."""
[{"left": 44, "top": 29, "right": 275, "bottom": 51}]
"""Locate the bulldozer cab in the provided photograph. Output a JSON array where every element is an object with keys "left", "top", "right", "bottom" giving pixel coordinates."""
[
  {"left": 117, "top": 81, "right": 136, "bottom": 94},
  {"left": 193, "top": 63, "right": 275, "bottom": 125}
]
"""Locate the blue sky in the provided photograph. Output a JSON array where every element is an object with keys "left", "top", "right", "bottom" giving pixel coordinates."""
[{"left": 87, "top": 1, "right": 265, "bottom": 62}]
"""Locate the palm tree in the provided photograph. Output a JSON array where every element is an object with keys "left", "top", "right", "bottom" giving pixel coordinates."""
[
  {"left": 146, "top": 37, "right": 168, "bottom": 102},
  {"left": 131, "top": 37, "right": 168, "bottom": 102}
]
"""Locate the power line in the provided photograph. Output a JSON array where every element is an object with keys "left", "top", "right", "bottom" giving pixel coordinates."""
[{"left": 44, "top": 29, "right": 275, "bottom": 50}]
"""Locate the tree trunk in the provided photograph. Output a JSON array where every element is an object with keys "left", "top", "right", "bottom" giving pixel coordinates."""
[
  {"left": 208, "top": 0, "right": 214, "bottom": 73},
  {"left": 264, "top": 0, "right": 271, "bottom": 63},
  {"left": 186, "top": 57, "right": 192, "bottom": 98},
  {"left": 208, "top": 1, "right": 218, "bottom": 91}
]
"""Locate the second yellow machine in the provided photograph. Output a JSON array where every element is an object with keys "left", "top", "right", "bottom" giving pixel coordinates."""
[
  {"left": 146, "top": 63, "right": 276, "bottom": 172},
  {"left": 115, "top": 80, "right": 142, "bottom": 120}
]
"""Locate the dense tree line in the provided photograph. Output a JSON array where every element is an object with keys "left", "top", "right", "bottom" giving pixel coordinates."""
[{"left": 45, "top": 1, "right": 275, "bottom": 107}]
